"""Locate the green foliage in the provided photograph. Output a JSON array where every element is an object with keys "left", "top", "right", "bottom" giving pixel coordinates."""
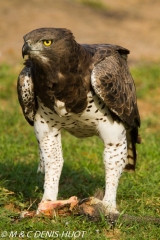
[{"left": 0, "top": 64, "right": 159, "bottom": 239}]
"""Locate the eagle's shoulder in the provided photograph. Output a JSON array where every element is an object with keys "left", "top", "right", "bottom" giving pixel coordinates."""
[{"left": 82, "top": 44, "right": 130, "bottom": 65}]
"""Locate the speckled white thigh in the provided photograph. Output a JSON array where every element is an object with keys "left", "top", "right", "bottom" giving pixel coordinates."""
[
  {"left": 98, "top": 120, "right": 127, "bottom": 212},
  {"left": 34, "top": 107, "right": 63, "bottom": 201}
]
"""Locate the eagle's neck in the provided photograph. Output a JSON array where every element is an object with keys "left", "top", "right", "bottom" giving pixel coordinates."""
[{"left": 29, "top": 43, "right": 93, "bottom": 114}]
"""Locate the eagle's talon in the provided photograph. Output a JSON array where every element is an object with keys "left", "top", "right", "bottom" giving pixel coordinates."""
[{"left": 78, "top": 198, "right": 90, "bottom": 205}]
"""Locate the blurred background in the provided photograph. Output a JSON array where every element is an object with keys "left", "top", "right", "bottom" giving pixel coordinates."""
[{"left": 0, "top": 0, "right": 160, "bottom": 66}]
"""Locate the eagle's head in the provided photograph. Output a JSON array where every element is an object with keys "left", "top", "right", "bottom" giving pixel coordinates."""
[
  {"left": 22, "top": 28, "right": 75, "bottom": 63},
  {"left": 21, "top": 28, "right": 89, "bottom": 114}
]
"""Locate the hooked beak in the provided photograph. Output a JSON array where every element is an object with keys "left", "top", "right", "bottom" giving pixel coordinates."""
[{"left": 22, "top": 42, "right": 30, "bottom": 58}]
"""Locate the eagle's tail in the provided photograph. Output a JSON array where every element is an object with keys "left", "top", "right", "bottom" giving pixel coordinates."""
[{"left": 124, "top": 128, "right": 141, "bottom": 172}]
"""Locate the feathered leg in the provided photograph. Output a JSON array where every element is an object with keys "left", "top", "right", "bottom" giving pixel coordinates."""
[
  {"left": 34, "top": 103, "right": 63, "bottom": 203},
  {"left": 98, "top": 120, "right": 127, "bottom": 213}
]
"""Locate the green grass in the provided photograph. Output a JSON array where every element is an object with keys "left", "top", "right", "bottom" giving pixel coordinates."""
[
  {"left": 0, "top": 63, "right": 160, "bottom": 239},
  {"left": 131, "top": 64, "right": 160, "bottom": 100}
]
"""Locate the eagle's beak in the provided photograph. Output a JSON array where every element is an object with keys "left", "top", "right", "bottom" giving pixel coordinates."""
[{"left": 22, "top": 42, "right": 30, "bottom": 58}]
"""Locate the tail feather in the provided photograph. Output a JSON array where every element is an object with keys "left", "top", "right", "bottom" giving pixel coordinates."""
[{"left": 124, "top": 130, "right": 138, "bottom": 172}]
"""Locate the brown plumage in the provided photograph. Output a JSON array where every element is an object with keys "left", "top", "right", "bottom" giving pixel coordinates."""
[
  {"left": 17, "top": 28, "right": 141, "bottom": 214},
  {"left": 18, "top": 28, "right": 140, "bottom": 126}
]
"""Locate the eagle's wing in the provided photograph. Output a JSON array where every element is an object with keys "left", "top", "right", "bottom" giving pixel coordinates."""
[
  {"left": 91, "top": 46, "right": 140, "bottom": 129},
  {"left": 17, "top": 66, "right": 36, "bottom": 126}
]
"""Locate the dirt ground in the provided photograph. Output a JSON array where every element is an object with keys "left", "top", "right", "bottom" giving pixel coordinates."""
[{"left": 0, "top": 0, "right": 160, "bottom": 67}]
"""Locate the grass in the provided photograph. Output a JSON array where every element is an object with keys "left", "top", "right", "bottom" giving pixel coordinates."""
[
  {"left": 132, "top": 64, "right": 160, "bottom": 100},
  {"left": 0, "top": 63, "right": 160, "bottom": 239}
]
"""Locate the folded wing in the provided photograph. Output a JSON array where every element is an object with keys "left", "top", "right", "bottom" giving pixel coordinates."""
[
  {"left": 17, "top": 66, "right": 36, "bottom": 126},
  {"left": 91, "top": 47, "right": 140, "bottom": 129}
]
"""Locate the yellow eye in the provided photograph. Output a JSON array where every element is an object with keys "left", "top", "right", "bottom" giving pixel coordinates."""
[{"left": 43, "top": 40, "right": 52, "bottom": 46}]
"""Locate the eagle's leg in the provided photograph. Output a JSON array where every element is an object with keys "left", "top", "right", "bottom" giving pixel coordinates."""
[
  {"left": 99, "top": 121, "right": 127, "bottom": 213},
  {"left": 34, "top": 106, "right": 64, "bottom": 204}
]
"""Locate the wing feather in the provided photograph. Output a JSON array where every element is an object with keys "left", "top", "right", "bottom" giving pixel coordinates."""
[
  {"left": 17, "top": 66, "right": 36, "bottom": 126},
  {"left": 91, "top": 49, "right": 140, "bottom": 128}
]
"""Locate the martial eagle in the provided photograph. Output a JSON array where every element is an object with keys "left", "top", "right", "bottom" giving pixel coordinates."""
[{"left": 17, "top": 28, "right": 140, "bottom": 214}]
